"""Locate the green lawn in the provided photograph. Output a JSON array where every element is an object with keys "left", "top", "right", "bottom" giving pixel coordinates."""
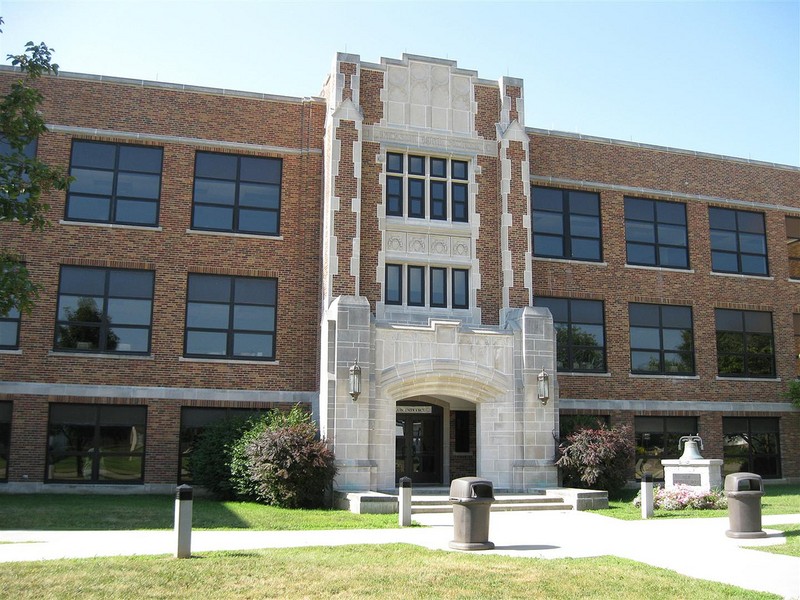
[
  {"left": 594, "top": 484, "right": 800, "bottom": 521},
  {"left": 0, "top": 494, "right": 399, "bottom": 530},
  {"left": 746, "top": 524, "right": 800, "bottom": 558},
  {"left": 0, "top": 544, "right": 779, "bottom": 600}
]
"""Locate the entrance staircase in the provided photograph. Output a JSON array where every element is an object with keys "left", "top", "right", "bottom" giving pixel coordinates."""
[{"left": 393, "top": 487, "right": 574, "bottom": 513}]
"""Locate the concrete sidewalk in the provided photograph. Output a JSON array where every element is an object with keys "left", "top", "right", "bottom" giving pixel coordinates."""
[{"left": 1, "top": 511, "right": 798, "bottom": 599}]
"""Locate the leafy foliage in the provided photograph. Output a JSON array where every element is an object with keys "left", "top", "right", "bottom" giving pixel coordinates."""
[
  {"left": 246, "top": 421, "right": 337, "bottom": 509},
  {"left": 188, "top": 415, "right": 253, "bottom": 500},
  {"left": 556, "top": 425, "right": 634, "bottom": 498},
  {"left": 782, "top": 379, "right": 800, "bottom": 409},
  {"left": 1, "top": 18, "right": 72, "bottom": 316},
  {"left": 229, "top": 405, "right": 310, "bottom": 500}
]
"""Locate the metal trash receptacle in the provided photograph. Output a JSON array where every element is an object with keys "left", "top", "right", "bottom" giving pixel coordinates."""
[
  {"left": 448, "top": 477, "right": 495, "bottom": 550},
  {"left": 725, "top": 472, "right": 766, "bottom": 539}
]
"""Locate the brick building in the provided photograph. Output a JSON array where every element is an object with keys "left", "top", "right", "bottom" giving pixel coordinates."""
[{"left": 1, "top": 53, "right": 798, "bottom": 494}]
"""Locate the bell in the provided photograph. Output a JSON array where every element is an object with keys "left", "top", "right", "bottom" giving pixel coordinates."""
[{"left": 680, "top": 439, "right": 704, "bottom": 462}]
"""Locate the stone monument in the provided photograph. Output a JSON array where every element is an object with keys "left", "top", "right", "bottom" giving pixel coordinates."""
[{"left": 661, "top": 435, "right": 723, "bottom": 492}]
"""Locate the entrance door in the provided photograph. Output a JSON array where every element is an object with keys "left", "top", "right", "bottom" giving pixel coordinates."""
[{"left": 395, "top": 404, "right": 442, "bottom": 485}]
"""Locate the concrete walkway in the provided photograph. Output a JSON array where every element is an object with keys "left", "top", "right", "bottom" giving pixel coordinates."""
[{"left": 1, "top": 511, "right": 798, "bottom": 599}]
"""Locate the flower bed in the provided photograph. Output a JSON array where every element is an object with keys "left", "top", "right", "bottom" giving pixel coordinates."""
[{"left": 633, "top": 484, "right": 728, "bottom": 511}]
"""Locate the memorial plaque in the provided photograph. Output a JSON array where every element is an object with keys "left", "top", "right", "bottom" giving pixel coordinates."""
[{"left": 673, "top": 473, "right": 702, "bottom": 486}]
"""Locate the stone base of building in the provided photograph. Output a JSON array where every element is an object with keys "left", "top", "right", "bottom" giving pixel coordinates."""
[{"left": 0, "top": 482, "right": 177, "bottom": 495}]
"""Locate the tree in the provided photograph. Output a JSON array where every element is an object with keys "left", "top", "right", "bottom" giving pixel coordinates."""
[
  {"left": 556, "top": 425, "right": 635, "bottom": 499},
  {"left": 0, "top": 17, "right": 72, "bottom": 316}
]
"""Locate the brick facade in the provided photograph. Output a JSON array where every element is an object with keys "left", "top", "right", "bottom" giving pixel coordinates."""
[{"left": 1, "top": 52, "right": 798, "bottom": 493}]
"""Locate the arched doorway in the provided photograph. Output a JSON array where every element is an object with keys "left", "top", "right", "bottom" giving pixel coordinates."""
[{"left": 395, "top": 402, "right": 443, "bottom": 485}]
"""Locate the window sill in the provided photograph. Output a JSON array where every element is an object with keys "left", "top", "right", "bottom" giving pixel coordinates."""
[
  {"left": 0, "top": 349, "right": 22, "bottom": 355},
  {"left": 715, "top": 376, "right": 781, "bottom": 382},
  {"left": 48, "top": 351, "right": 154, "bottom": 360},
  {"left": 180, "top": 356, "right": 279, "bottom": 366},
  {"left": 60, "top": 220, "right": 162, "bottom": 232},
  {"left": 710, "top": 271, "right": 774, "bottom": 281},
  {"left": 533, "top": 257, "right": 607, "bottom": 267},
  {"left": 383, "top": 217, "right": 472, "bottom": 233},
  {"left": 557, "top": 371, "right": 611, "bottom": 377},
  {"left": 629, "top": 373, "right": 699, "bottom": 380},
  {"left": 186, "top": 229, "right": 283, "bottom": 241},
  {"left": 625, "top": 264, "right": 694, "bottom": 274}
]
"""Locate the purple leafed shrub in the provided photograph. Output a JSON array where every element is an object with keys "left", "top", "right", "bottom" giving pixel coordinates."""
[{"left": 556, "top": 425, "right": 635, "bottom": 498}]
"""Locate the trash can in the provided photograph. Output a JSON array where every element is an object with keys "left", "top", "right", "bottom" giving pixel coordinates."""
[
  {"left": 448, "top": 477, "right": 495, "bottom": 550},
  {"left": 724, "top": 472, "right": 766, "bottom": 539}
]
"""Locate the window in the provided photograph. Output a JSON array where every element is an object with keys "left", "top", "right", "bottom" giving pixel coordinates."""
[
  {"left": 535, "top": 297, "right": 605, "bottom": 372},
  {"left": 0, "top": 305, "right": 20, "bottom": 350},
  {"left": 787, "top": 216, "right": 800, "bottom": 280},
  {"left": 385, "top": 264, "right": 468, "bottom": 309},
  {"left": 559, "top": 415, "right": 609, "bottom": 440},
  {"left": 192, "top": 152, "right": 282, "bottom": 235},
  {"left": 624, "top": 198, "right": 688, "bottom": 268},
  {"left": 532, "top": 186, "right": 602, "bottom": 261},
  {"left": 0, "top": 402, "right": 10, "bottom": 481},
  {"left": 66, "top": 141, "right": 163, "bottom": 226},
  {"left": 709, "top": 207, "right": 768, "bottom": 276},
  {"left": 453, "top": 411, "right": 472, "bottom": 453},
  {"left": 179, "top": 407, "right": 264, "bottom": 483},
  {"left": 0, "top": 137, "right": 37, "bottom": 204},
  {"left": 635, "top": 416, "right": 697, "bottom": 480},
  {"left": 723, "top": 417, "right": 781, "bottom": 479},
  {"left": 629, "top": 303, "right": 694, "bottom": 375},
  {"left": 185, "top": 274, "right": 277, "bottom": 360},
  {"left": 55, "top": 266, "right": 154, "bottom": 354},
  {"left": 385, "top": 153, "right": 469, "bottom": 222},
  {"left": 46, "top": 404, "right": 146, "bottom": 483},
  {"left": 715, "top": 309, "right": 775, "bottom": 377}
]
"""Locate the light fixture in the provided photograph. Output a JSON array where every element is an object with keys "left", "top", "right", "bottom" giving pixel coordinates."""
[
  {"left": 349, "top": 360, "right": 362, "bottom": 401},
  {"left": 537, "top": 367, "right": 550, "bottom": 405}
]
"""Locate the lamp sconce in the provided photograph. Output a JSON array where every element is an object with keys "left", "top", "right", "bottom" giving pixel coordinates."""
[
  {"left": 537, "top": 367, "right": 550, "bottom": 405},
  {"left": 349, "top": 361, "right": 362, "bottom": 402}
]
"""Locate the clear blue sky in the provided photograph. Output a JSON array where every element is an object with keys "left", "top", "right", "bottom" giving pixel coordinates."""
[{"left": 2, "top": 1, "right": 798, "bottom": 166}]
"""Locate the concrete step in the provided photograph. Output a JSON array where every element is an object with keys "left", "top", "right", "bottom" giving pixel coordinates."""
[{"left": 410, "top": 493, "right": 573, "bottom": 514}]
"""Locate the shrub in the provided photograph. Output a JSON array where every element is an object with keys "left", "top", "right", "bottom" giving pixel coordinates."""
[
  {"left": 556, "top": 425, "right": 634, "bottom": 498},
  {"left": 229, "top": 406, "right": 311, "bottom": 500},
  {"left": 188, "top": 415, "right": 253, "bottom": 500},
  {"left": 246, "top": 421, "right": 336, "bottom": 509},
  {"left": 633, "top": 484, "right": 728, "bottom": 510}
]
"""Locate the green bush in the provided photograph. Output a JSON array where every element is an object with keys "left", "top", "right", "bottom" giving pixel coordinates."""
[
  {"left": 188, "top": 415, "right": 253, "bottom": 500},
  {"left": 556, "top": 425, "right": 634, "bottom": 499},
  {"left": 246, "top": 421, "right": 337, "bottom": 509},
  {"left": 229, "top": 406, "right": 311, "bottom": 500}
]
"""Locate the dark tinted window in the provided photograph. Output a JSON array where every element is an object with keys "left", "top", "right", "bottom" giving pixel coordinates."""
[
  {"left": 716, "top": 309, "right": 774, "bottom": 377},
  {"left": 629, "top": 303, "right": 694, "bottom": 375},
  {"left": 709, "top": 207, "right": 768, "bottom": 276},
  {"left": 625, "top": 198, "right": 688, "bottom": 269},
  {"left": 533, "top": 187, "right": 602, "bottom": 261},
  {"left": 536, "top": 297, "right": 605, "bottom": 372}
]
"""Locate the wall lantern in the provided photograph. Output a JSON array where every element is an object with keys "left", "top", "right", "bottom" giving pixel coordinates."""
[
  {"left": 349, "top": 361, "right": 362, "bottom": 401},
  {"left": 537, "top": 367, "right": 550, "bottom": 405}
]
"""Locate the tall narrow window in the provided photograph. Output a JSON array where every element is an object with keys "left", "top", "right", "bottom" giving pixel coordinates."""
[
  {"left": 385, "top": 264, "right": 403, "bottom": 305},
  {"left": 795, "top": 314, "right": 800, "bottom": 378},
  {"left": 0, "top": 306, "right": 20, "bottom": 350},
  {"left": 629, "top": 303, "right": 694, "bottom": 375},
  {"left": 787, "top": 216, "right": 800, "bottom": 280},
  {"left": 451, "top": 160, "right": 469, "bottom": 222},
  {"left": 532, "top": 186, "right": 602, "bottom": 261},
  {"left": 709, "top": 207, "right": 768, "bottom": 276},
  {"left": 192, "top": 152, "right": 282, "bottom": 235},
  {"left": 625, "top": 198, "right": 688, "bottom": 268},
  {"left": 66, "top": 141, "right": 163, "bottom": 226},
  {"left": 430, "top": 267, "right": 447, "bottom": 308},
  {"left": 715, "top": 309, "right": 775, "bottom": 377},
  {"left": 55, "top": 266, "right": 154, "bottom": 354},
  {"left": 185, "top": 274, "right": 277, "bottom": 360},
  {"left": 452, "top": 269, "right": 469, "bottom": 309},
  {"left": 407, "top": 266, "right": 425, "bottom": 306},
  {"left": 535, "top": 297, "right": 606, "bottom": 372},
  {"left": 46, "top": 404, "right": 146, "bottom": 483}
]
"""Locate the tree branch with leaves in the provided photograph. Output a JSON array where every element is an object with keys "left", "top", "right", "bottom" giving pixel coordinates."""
[{"left": 1, "top": 17, "right": 72, "bottom": 316}]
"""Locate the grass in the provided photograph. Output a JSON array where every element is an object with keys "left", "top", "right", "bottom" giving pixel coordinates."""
[
  {"left": 593, "top": 484, "right": 800, "bottom": 521},
  {"left": 746, "top": 524, "right": 800, "bottom": 558},
  {"left": 0, "top": 494, "right": 400, "bottom": 530},
  {"left": 0, "top": 544, "right": 780, "bottom": 599}
]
